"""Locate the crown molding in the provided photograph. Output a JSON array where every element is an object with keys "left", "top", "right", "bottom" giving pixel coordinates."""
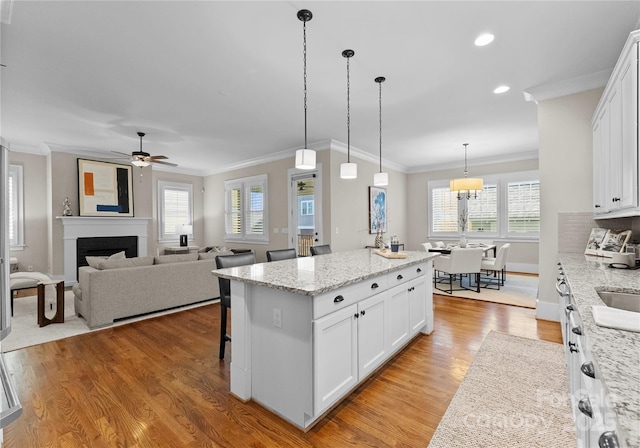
[
  {"left": 329, "top": 139, "right": 408, "bottom": 173},
  {"left": 408, "top": 150, "right": 539, "bottom": 174},
  {"left": 523, "top": 69, "right": 611, "bottom": 103}
]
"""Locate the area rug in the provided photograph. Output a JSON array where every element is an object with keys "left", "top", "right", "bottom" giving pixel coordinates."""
[
  {"left": 434, "top": 273, "right": 537, "bottom": 308},
  {"left": 0, "top": 291, "right": 215, "bottom": 352},
  {"left": 428, "top": 331, "right": 576, "bottom": 447}
]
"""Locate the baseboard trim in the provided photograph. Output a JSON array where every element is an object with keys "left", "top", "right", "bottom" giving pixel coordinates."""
[{"left": 536, "top": 299, "right": 559, "bottom": 322}]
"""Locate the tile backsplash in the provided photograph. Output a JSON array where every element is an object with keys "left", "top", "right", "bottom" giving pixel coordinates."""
[{"left": 558, "top": 212, "right": 639, "bottom": 253}]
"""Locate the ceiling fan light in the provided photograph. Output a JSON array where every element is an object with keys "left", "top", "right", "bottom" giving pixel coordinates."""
[
  {"left": 374, "top": 172, "right": 389, "bottom": 186},
  {"left": 295, "top": 148, "right": 316, "bottom": 170},
  {"left": 340, "top": 162, "right": 357, "bottom": 179},
  {"left": 131, "top": 159, "right": 149, "bottom": 167}
]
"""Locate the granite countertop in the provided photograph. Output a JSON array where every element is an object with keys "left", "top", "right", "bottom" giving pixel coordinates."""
[
  {"left": 211, "top": 249, "right": 439, "bottom": 296},
  {"left": 558, "top": 253, "right": 640, "bottom": 448}
]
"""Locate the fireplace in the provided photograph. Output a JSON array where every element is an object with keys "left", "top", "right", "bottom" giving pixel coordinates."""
[
  {"left": 76, "top": 236, "right": 138, "bottom": 277},
  {"left": 59, "top": 216, "right": 151, "bottom": 284}
]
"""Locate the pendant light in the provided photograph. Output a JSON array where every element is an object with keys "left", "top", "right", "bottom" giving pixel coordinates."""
[
  {"left": 373, "top": 76, "right": 389, "bottom": 186},
  {"left": 295, "top": 9, "right": 316, "bottom": 170},
  {"left": 450, "top": 143, "right": 483, "bottom": 199},
  {"left": 340, "top": 49, "right": 357, "bottom": 179}
]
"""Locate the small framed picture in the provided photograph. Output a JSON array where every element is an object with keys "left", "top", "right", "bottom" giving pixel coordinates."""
[{"left": 369, "top": 186, "right": 387, "bottom": 234}]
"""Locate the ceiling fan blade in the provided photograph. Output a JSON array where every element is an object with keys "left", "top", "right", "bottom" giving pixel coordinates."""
[
  {"left": 112, "top": 150, "right": 133, "bottom": 157},
  {"left": 148, "top": 155, "right": 168, "bottom": 160},
  {"left": 150, "top": 160, "right": 178, "bottom": 167}
]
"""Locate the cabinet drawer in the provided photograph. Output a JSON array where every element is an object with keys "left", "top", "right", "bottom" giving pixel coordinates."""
[
  {"left": 388, "top": 263, "right": 426, "bottom": 286},
  {"left": 313, "top": 276, "right": 388, "bottom": 319}
]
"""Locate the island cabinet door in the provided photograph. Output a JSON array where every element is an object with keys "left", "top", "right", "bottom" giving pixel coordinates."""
[
  {"left": 313, "top": 303, "right": 358, "bottom": 416},
  {"left": 387, "top": 283, "right": 410, "bottom": 353},
  {"left": 357, "top": 292, "right": 387, "bottom": 379},
  {"left": 408, "top": 276, "right": 427, "bottom": 335}
]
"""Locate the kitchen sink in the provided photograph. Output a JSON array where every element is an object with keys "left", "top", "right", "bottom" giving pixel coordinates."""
[{"left": 596, "top": 291, "right": 640, "bottom": 313}]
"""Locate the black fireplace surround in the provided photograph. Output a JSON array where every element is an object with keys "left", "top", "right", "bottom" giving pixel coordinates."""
[{"left": 76, "top": 236, "right": 138, "bottom": 277}]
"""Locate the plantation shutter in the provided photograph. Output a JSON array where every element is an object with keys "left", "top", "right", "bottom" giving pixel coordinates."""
[
  {"left": 467, "top": 184, "right": 498, "bottom": 233},
  {"left": 245, "top": 182, "right": 264, "bottom": 236},
  {"left": 8, "top": 167, "right": 16, "bottom": 245},
  {"left": 224, "top": 175, "right": 268, "bottom": 242},
  {"left": 158, "top": 182, "right": 193, "bottom": 241},
  {"left": 507, "top": 180, "right": 540, "bottom": 234},
  {"left": 431, "top": 187, "right": 458, "bottom": 233}
]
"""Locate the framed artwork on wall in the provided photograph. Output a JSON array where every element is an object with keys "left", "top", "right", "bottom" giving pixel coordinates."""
[
  {"left": 78, "top": 158, "right": 134, "bottom": 217},
  {"left": 369, "top": 186, "right": 387, "bottom": 234}
]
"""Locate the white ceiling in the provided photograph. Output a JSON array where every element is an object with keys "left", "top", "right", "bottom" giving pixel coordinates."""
[{"left": 1, "top": 1, "right": 639, "bottom": 176}]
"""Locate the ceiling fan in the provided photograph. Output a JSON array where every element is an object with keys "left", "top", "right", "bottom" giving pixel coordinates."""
[{"left": 113, "top": 132, "right": 177, "bottom": 167}]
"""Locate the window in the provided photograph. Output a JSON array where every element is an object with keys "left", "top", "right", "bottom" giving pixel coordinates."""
[
  {"left": 158, "top": 181, "right": 193, "bottom": 242},
  {"left": 8, "top": 164, "right": 24, "bottom": 249},
  {"left": 428, "top": 171, "right": 539, "bottom": 240},
  {"left": 507, "top": 180, "right": 540, "bottom": 235},
  {"left": 300, "top": 200, "right": 314, "bottom": 216},
  {"left": 225, "top": 174, "right": 269, "bottom": 243}
]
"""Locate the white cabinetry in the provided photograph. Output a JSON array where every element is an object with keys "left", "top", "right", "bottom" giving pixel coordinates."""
[
  {"left": 593, "top": 30, "right": 639, "bottom": 218},
  {"left": 313, "top": 263, "right": 431, "bottom": 418}
]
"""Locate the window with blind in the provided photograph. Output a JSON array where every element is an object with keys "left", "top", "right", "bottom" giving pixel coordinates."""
[
  {"left": 158, "top": 181, "right": 193, "bottom": 242},
  {"left": 428, "top": 171, "right": 539, "bottom": 240},
  {"left": 507, "top": 180, "right": 540, "bottom": 235},
  {"left": 225, "top": 174, "right": 269, "bottom": 243},
  {"left": 9, "top": 164, "right": 24, "bottom": 249}
]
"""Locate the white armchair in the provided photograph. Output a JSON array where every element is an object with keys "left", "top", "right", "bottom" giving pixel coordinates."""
[
  {"left": 480, "top": 243, "right": 511, "bottom": 289},
  {"left": 421, "top": 242, "right": 433, "bottom": 251},
  {"left": 433, "top": 248, "right": 483, "bottom": 294}
]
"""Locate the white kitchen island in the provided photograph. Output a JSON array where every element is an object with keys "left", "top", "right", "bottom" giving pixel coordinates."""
[{"left": 211, "top": 249, "right": 439, "bottom": 429}]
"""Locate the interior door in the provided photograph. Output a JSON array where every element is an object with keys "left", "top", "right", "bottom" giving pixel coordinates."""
[{"left": 289, "top": 168, "right": 322, "bottom": 257}]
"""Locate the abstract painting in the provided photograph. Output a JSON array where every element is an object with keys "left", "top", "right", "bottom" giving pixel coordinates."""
[{"left": 78, "top": 159, "right": 133, "bottom": 217}]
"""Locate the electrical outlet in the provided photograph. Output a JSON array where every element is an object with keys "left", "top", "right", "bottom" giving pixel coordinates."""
[
  {"left": 273, "top": 308, "right": 282, "bottom": 328},
  {"left": 27, "top": 265, "right": 33, "bottom": 272}
]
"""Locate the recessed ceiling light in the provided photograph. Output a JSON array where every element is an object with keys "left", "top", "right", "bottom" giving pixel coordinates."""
[
  {"left": 474, "top": 33, "right": 494, "bottom": 47},
  {"left": 493, "top": 85, "right": 510, "bottom": 94}
]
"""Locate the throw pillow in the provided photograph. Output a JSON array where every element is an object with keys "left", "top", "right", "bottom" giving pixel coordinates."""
[
  {"left": 86, "top": 256, "right": 107, "bottom": 268},
  {"left": 207, "top": 246, "right": 230, "bottom": 253},
  {"left": 153, "top": 253, "right": 199, "bottom": 264},
  {"left": 198, "top": 252, "right": 218, "bottom": 260},
  {"left": 109, "top": 251, "right": 126, "bottom": 259},
  {"left": 95, "top": 256, "right": 154, "bottom": 270}
]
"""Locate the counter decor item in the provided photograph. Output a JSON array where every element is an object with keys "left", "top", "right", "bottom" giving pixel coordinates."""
[
  {"left": 390, "top": 235, "right": 399, "bottom": 252},
  {"left": 584, "top": 228, "right": 631, "bottom": 257}
]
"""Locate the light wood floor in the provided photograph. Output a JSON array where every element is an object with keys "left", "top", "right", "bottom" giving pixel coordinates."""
[{"left": 3, "top": 294, "right": 561, "bottom": 447}]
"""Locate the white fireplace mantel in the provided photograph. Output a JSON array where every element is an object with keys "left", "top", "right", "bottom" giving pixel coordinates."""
[{"left": 58, "top": 216, "right": 151, "bottom": 283}]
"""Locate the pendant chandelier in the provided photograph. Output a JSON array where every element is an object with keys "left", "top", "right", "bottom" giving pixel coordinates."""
[
  {"left": 295, "top": 9, "right": 316, "bottom": 170},
  {"left": 373, "top": 76, "right": 388, "bottom": 186},
  {"left": 450, "top": 143, "right": 483, "bottom": 199},
  {"left": 340, "top": 49, "right": 357, "bottom": 179}
]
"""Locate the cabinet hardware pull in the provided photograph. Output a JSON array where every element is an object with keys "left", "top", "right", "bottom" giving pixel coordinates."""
[
  {"left": 397, "top": 274, "right": 403, "bottom": 280},
  {"left": 568, "top": 342, "right": 579, "bottom": 353},
  {"left": 571, "top": 326, "right": 582, "bottom": 336},
  {"left": 598, "top": 431, "right": 619, "bottom": 448},
  {"left": 416, "top": 268, "right": 422, "bottom": 273},
  {"left": 578, "top": 398, "right": 593, "bottom": 418},
  {"left": 581, "top": 361, "right": 595, "bottom": 379},
  {"left": 354, "top": 313, "right": 359, "bottom": 319},
  {"left": 360, "top": 310, "right": 366, "bottom": 316},
  {"left": 612, "top": 197, "right": 620, "bottom": 202},
  {"left": 334, "top": 295, "right": 344, "bottom": 303},
  {"left": 371, "top": 283, "right": 379, "bottom": 289},
  {"left": 595, "top": 204, "right": 601, "bottom": 208}
]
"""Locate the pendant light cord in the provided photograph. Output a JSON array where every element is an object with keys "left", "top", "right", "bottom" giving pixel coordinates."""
[
  {"left": 346, "top": 52, "right": 351, "bottom": 162},
  {"left": 378, "top": 81, "right": 382, "bottom": 172},
  {"left": 303, "top": 20, "right": 308, "bottom": 150},
  {"left": 463, "top": 143, "right": 469, "bottom": 177}
]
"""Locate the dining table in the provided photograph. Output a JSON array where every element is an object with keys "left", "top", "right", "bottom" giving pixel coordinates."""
[{"left": 430, "top": 242, "right": 497, "bottom": 258}]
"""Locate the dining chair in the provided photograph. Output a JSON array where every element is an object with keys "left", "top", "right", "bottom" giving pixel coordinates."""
[
  {"left": 310, "top": 244, "right": 332, "bottom": 256},
  {"left": 215, "top": 252, "right": 256, "bottom": 359},
  {"left": 480, "top": 243, "right": 511, "bottom": 289},
  {"left": 421, "top": 242, "right": 433, "bottom": 251},
  {"left": 433, "top": 247, "right": 483, "bottom": 294},
  {"left": 266, "top": 248, "right": 297, "bottom": 262}
]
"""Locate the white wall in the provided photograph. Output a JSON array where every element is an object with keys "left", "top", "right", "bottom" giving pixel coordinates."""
[{"left": 537, "top": 88, "right": 603, "bottom": 319}]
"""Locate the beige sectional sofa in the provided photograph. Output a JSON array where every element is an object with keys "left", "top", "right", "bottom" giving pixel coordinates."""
[{"left": 73, "top": 252, "right": 224, "bottom": 329}]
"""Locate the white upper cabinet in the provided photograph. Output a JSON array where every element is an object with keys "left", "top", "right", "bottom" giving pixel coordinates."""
[{"left": 593, "top": 30, "right": 639, "bottom": 218}]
